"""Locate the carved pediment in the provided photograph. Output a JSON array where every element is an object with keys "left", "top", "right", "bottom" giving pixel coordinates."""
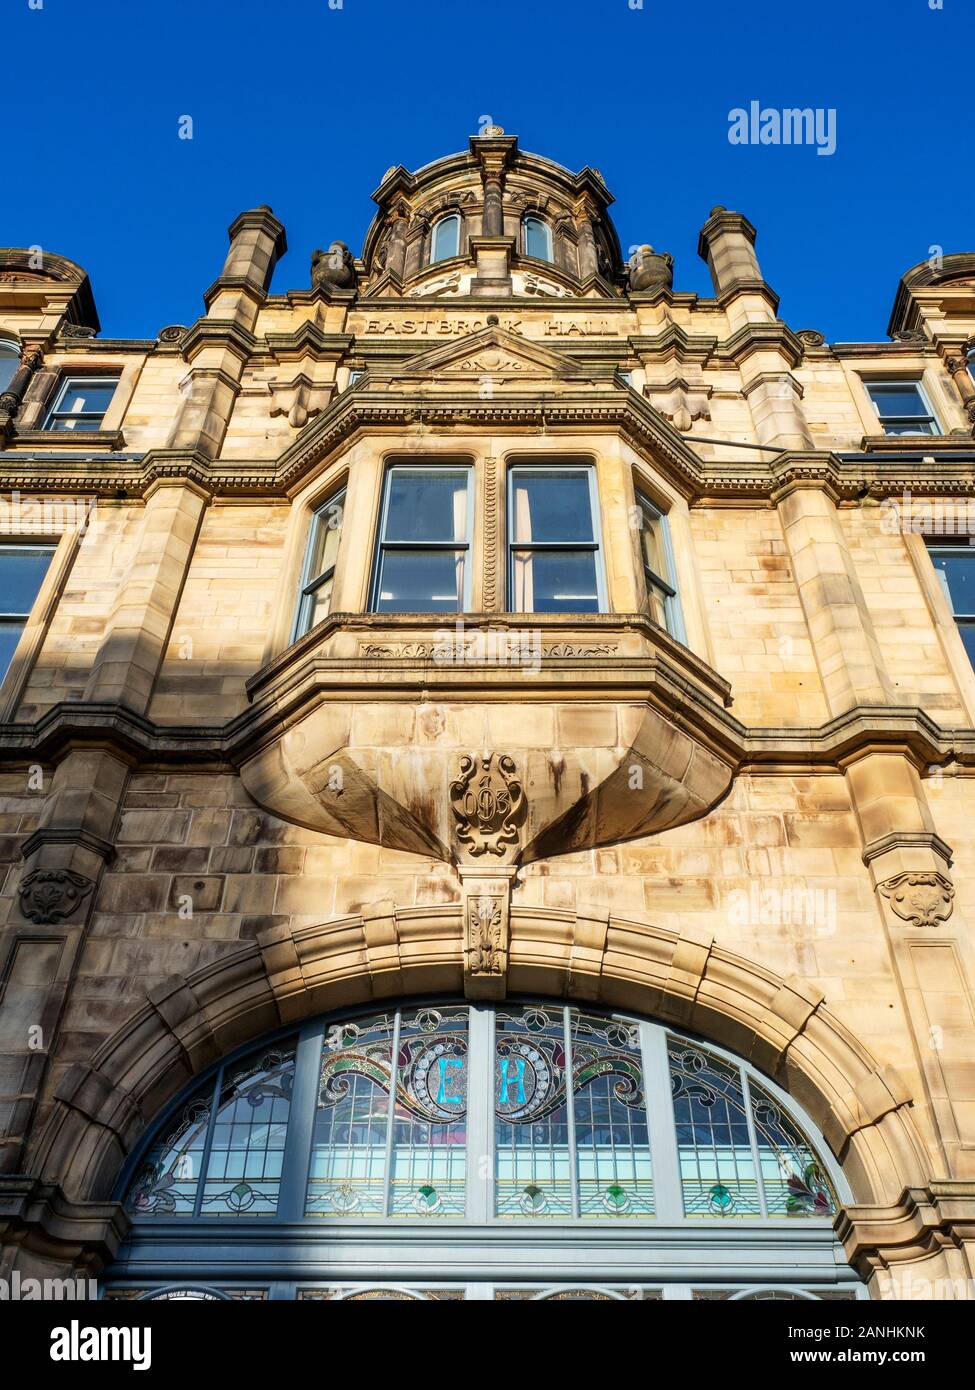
[{"left": 369, "top": 326, "right": 592, "bottom": 386}]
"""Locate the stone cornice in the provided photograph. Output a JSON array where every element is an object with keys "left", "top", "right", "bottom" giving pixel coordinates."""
[
  {"left": 3, "top": 397, "right": 975, "bottom": 502},
  {"left": 0, "top": 694, "right": 971, "bottom": 780}
]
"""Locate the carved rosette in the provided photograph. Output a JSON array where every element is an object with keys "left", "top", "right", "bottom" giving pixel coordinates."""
[
  {"left": 450, "top": 753, "right": 525, "bottom": 858},
  {"left": 19, "top": 869, "right": 95, "bottom": 924},
  {"left": 879, "top": 872, "right": 955, "bottom": 928}
]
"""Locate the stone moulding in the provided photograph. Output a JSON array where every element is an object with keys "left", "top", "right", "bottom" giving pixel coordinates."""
[
  {"left": 25, "top": 904, "right": 929, "bottom": 1217},
  {"left": 3, "top": 387, "right": 975, "bottom": 502}
]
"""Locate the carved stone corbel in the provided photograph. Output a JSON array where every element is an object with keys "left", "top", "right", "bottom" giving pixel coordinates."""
[
  {"left": 457, "top": 863, "right": 517, "bottom": 1000},
  {"left": 643, "top": 377, "right": 712, "bottom": 432},
  {"left": 268, "top": 374, "right": 335, "bottom": 429}
]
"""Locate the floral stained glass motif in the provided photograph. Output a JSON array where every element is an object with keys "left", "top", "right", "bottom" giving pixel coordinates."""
[
  {"left": 749, "top": 1080, "right": 836, "bottom": 1217},
  {"left": 306, "top": 1007, "right": 468, "bottom": 1217},
  {"left": 669, "top": 1040, "right": 837, "bottom": 1219},
  {"left": 494, "top": 1007, "right": 652, "bottom": 1218},
  {"left": 198, "top": 1043, "right": 296, "bottom": 1216},
  {"left": 126, "top": 1080, "right": 214, "bottom": 1217}
]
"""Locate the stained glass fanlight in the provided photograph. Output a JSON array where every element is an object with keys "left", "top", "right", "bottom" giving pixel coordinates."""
[{"left": 123, "top": 1004, "right": 838, "bottom": 1229}]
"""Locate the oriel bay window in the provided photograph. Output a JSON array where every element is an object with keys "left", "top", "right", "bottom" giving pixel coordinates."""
[
  {"left": 294, "top": 488, "right": 346, "bottom": 637},
  {"left": 508, "top": 464, "right": 605, "bottom": 613},
  {"left": 636, "top": 490, "right": 685, "bottom": 640},
  {"left": 372, "top": 464, "right": 472, "bottom": 613},
  {"left": 111, "top": 1002, "right": 857, "bottom": 1299},
  {"left": 0, "top": 543, "right": 56, "bottom": 681}
]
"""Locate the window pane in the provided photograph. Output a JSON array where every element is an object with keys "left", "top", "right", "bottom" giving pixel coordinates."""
[
  {"left": 0, "top": 345, "right": 17, "bottom": 395},
  {"left": 882, "top": 420, "right": 936, "bottom": 436},
  {"left": 0, "top": 621, "right": 25, "bottom": 679},
  {"left": 930, "top": 551, "right": 975, "bottom": 616},
  {"left": 56, "top": 381, "right": 118, "bottom": 416},
  {"left": 200, "top": 1041, "right": 296, "bottom": 1216},
  {"left": 524, "top": 217, "right": 551, "bottom": 261},
  {"left": 375, "top": 549, "right": 465, "bottom": 612},
  {"left": 639, "top": 509, "right": 667, "bottom": 579},
  {"left": 495, "top": 1005, "right": 573, "bottom": 1217},
  {"left": 306, "top": 494, "right": 344, "bottom": 581},
  {"left": 0, "top": 547, "right": 54, "bottom": 614},
  {"left": 511, "top": 469, "right": 594, "bottom": 543},
  {"left": 307, "top": 1013, "right": 396, "bottom": 1216},
  {"left": 303, "top": 575, "right": 333, "bottom": 629},
  {"left": 959, "top": 623, "right": 975, "bottom": 669},
  {"left": 646, "top": 578, "right": 669, "bottom": 629},
  {"left": 389, "top": 1006, "right": 468, "bottom": 1216},
  {"left": 512, "top": 550, "right": 599, "bottom": 613},
  {"left": 431, "top": 216, "right": 459, "bottom": 262},
  {"left": 571, "top": 1012, "right": 653, "bottom": 1217},
  {"left": 867, "top": 384, "right": 929, "bottom": 417},
  {"left": 669, "top": 1039, "right": 760, "bottom": 1217},
  {"left": 384, "top": 469, "right": 468, "bottom": 543}
]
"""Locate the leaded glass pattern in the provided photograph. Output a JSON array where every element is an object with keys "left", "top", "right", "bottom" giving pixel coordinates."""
[
  {"left": 306, "top": 1012, "right": 396, "bottom": 1215},
  {"left": 495, "top": 1006, "right": 652, "bottom": 1218},
  {"left": 125, "top": 1080, "right": 213, "bottom": 1217},
  {"left": 390, "top": 1006, "right": 468, "bottom": 1214},
  {"left": 750, "top": 1078, "right": 837, "bottom": 1217},
  {"left": 199, "top": 1042, "right": 296, "bottom": 1216},
  {"left": 306, "top": 1005, "right": 468, "bottom": 1217},
  {"left": 571, "top": 1012, "right": 653, "bottom": 1217},
  {"left": 669, "top": 1040, "right": 760, "bottom": 1217},
  {"left": 495, "top": 1005, "right": 572, "bottom": 1217}
]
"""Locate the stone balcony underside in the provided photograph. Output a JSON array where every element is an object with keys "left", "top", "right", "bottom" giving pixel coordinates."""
[{"left": 238, "top": 613, "right": 737, "bottom": 863}]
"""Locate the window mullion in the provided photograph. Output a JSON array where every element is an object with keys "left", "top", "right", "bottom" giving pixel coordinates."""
[
  {"left": 563, "top": 1007, "right": 580, "bottom": 1219},
  {"left": 382, "top": 1008, "right": 402, "bottom": 1216},
  {"left": 192, "top": 1066, "right": 224, "bottom": 1219},
  {"left": 466, "top": 1005, "right": 494, "bottom": 1222},
  {"left": 276, "top": 1023, "right": 324, "bottom": 1220},
  {"left": 740, "top": 1067, "right": 769, "bottom": 1219},
  {"left": 639, "top": 1023, "right": 683, "bottom": 1221}
]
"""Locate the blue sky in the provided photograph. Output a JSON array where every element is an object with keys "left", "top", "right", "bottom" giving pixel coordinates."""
[{"left": 4, "top": 0, "right": 971, "bottom": 342}]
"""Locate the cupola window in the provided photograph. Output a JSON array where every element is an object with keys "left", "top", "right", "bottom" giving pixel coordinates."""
[
  {"left": 430, "top": 214, "right": 460, "bottom": 264},
  {"left": 523, "top": 216, "right": 553, "bottom": 263}
]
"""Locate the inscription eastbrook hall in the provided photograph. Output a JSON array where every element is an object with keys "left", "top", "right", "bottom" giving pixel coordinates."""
[{"left": 357, "top": 317, "right": 618, "bottom": 337}]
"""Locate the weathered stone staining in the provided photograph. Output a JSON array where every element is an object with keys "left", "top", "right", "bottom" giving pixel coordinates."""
[{"left": 0, "top": 128, "right": 974, "bottom": 1298}]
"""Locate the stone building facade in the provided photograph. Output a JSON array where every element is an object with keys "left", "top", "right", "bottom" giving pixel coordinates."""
[{"left": 1, "top": 129, "right": 974, "bottom": 1301}]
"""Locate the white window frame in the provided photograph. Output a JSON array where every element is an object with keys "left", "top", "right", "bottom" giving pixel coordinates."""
[
  {"left": 370, "top": 462, "right": 474, "bottom": 614},
  {"left": 0, "top": 337, "right": 19, "bottom": 396},
  {"left": 43, "top": 374, "right": 120, "bottom": 431},
  {"left": 292, "top": 488, "right": 347, "bottom": 640},
  {"left": 635, "top": 491, "right": 686, "bottom": 643},
  {"left": 506, "top": 463, "right": 608, "bottom": 614},
  {"left": 863, "top": 378, "right": 940, "bottom": 436}
]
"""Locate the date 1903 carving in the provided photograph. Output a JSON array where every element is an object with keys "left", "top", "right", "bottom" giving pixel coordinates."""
[{"left": 450, "top": 753, "right": 525, "bottom": 857}]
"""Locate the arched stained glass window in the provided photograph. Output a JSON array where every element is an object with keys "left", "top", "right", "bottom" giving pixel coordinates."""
[
  {"left": 430, "top": 214, "right": 460, "bottom": 263},
  {"left": 109, "top": 1002, "right": 858, "bottom": 1301}
]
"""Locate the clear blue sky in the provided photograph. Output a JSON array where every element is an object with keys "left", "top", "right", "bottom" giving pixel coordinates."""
[{"left": 4, "top": 0, "right": 971, "bottom": 342}]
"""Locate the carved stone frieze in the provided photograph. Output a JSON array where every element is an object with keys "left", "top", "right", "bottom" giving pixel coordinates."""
[
  {"left": 19, "top": 869, "right": 95, "bottom": 924},
  {"left": 879, "top": 872, "right": 955, "bottom": 928},
  {"left": 450, "top": 753, "right": 525, "bottom": 858}
]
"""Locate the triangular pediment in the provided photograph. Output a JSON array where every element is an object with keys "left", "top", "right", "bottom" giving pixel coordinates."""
[{"left": 369, "top": 326, "right": 593, "bottom": 384}]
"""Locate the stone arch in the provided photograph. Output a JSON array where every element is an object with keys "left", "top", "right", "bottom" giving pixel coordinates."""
[{"left": 31, "top": 903, "right": 930, "bottom": 1215}]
